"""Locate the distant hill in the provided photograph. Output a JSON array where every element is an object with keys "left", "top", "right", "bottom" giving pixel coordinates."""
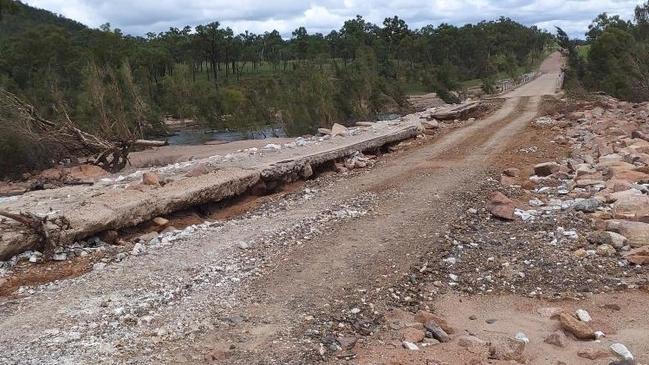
[{"left": 0, "top": 1, "right": 88, "bottom": 44}]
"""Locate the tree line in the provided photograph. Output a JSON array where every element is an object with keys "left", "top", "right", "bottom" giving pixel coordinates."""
[
  {"left": 559, "top": 1, "right": 649, "bottom": 101},
  {"left": 0, "top": 1, "right": 551, "bottom": 175}
]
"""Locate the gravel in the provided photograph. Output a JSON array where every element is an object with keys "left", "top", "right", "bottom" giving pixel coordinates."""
[{"left": 0, "top": 174, "right": 380, "bottom": 364}]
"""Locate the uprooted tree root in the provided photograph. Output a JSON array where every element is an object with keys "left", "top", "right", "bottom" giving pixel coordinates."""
[
  {"left": 0, "top": 210, "right": 51, "bottom": 252},
  {"left": 0, "top": 89, "right": 166, "bottom": 173}
]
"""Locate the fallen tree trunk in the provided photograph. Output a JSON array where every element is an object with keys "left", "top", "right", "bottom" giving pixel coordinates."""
[{"left": 133, "top": 139, "right": 168, "bottom": 147}]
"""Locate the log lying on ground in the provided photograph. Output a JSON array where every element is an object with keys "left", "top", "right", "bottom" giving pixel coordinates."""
[
  {"left": 0, "top": 123, "right": 420, "bottom": 260},
  {"left": 133, "top": 139, "right": 168, "bottom": 147}
]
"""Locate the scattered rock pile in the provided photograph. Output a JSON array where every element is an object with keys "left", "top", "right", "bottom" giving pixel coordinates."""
[
  {"left": 360, "top": 95, "right": 649, "bottom": 364},
  {"left": 417, "top": 97, "right": 649, "bottom": 297},
  {"left": 530, "top": 97, "right": 649, "bottom": 263},
  {"left": 401, "top": 100, "right": 485, "bottom": 135}
]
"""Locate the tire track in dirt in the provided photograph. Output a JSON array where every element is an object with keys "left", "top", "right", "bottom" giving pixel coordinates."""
[
  {"left": 180, "top": 95, "right": 548, "bottom": 364},
  {"left": 360, "top": 96, "right": 531, "bottom": 194}
]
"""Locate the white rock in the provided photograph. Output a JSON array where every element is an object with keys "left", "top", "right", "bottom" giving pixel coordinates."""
[
  {"left": 529, "top": 199, "right": 544, "bottom": 207},
  {"left": 532, "top": 116, "right": 557, "bottom": 126},
  {"left": 448, "top": 274, "right": 458, "bottom": 281},
  {"left": 402, "top": 341, "right": 419, "bottom": 350},
  {"left": 131, "top": 243, "right": 146, "bottom": 256},
  {"left": 28, "top": 252, "right": 43, "bottom": 263},
  {"left": 594, "top": 331, "right": 605, "bottom": 339},
  {"left": 350, "top": 308, "right": 361, "bottom": 314},
  {"left": 610, "top": 343, "right": 634, "bottom": 360},
  {"left": 514, "top": 209, "right": 536, "bottom": 221},
  {"left": 443, "top": 257, "right": 457, "bottom": 265},
  {"left": 563, "top": 230, "right": 579, "bottom": 240},
  {"left": 514, "top": 331, "right": 529, "bottom": 344},
  {"left": 575, "top": 309, "right": 592, "bottom": 322},
  {"left": 52, "top": 253, "right": 67, "bottom": 261}
]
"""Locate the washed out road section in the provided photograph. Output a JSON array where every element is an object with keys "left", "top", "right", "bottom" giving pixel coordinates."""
[{"left": 0, "top": 53, "right": 565, "bottom": 364}]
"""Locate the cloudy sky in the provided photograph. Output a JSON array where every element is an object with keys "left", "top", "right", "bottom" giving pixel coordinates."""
[{"left": 24, "top": 0, "right": 641, "bottom": 38}]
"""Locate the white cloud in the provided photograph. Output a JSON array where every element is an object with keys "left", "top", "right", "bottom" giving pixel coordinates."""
[{"left": 23, "top": 0, "right": 641, "bottom": 38}]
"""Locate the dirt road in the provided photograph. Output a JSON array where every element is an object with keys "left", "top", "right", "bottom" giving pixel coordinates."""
[
  {"left": 501, "top": 51, "right": 564, "bottom": 98},
  {"left": 1, "top": 53, "right": 621, "bottom": 365}
]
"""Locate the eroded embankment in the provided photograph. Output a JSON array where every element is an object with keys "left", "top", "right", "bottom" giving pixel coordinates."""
[{"left": 0, "top": 124, "right": 421, "bottom": 260}]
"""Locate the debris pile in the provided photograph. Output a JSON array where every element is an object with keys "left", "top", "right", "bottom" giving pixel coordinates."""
[
  {"left": 415, "top": 96, "right": 649, "bottom": 298},
  {"left": 329, "top": 96, "right": 649, "bottom": 364},
  {"left": 530, "top": 97, "right": 649, "bottom": 264}
]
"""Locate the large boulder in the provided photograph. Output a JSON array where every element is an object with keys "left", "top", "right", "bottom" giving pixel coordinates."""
[
  {"left": 413, "top": 310, "right": 454, "bottom": 334},
  {"left": 632, "top": 130, "right": 649, "bottom": 142},
  {"left": 575, "top": 165, "right": 597, "bottom": 178},
  {"left": 503, "top": 168, "right": 520, "bottom": 177},
  {"left": 627, "top": 138, "right": 649, "bottom": 153},
  {"left": 613, "top": 169, "right": 649, "bottom": 184},
  {"left": 39, "top": 167, "right": 64, "bottom": 180},
  {"left": 424, "top": 320, "right": 450, "bottom": 342},
  {"left": 598, "top": 154, "right": 624, "bottom": 165},
  {"left": 142, "top": 172, "right": 160, "bottom": 186},
  {"left": 607, "top": 179, "right": 634, "bottom": 192},
  {"left": 587, "top": 231, "right": 627, "bottom": 248},
  {"left": 331, "top": 123, "right": 349, "bottom": 137},
  {"left": 624, "top": 246, "right": 649, "bottom": 265},
  {"left": 544, "top": 331, "right": 567, "bottom": 347},
  {"left": 611, "top": 190, "right": 649, "bottom": 222},
  {"left": 487, "top": 192, "right": 515, "bottom": 220},
  {"left": 66, "top": 164, "right": 108, "bottom": 180},
  {"left": 185, "top": 164, "right": 210, "bottom": 177},
  {"left": 577, "top": 348, "right": 610, "bottom": 360},
  {"left": 607, "top": 220, "right": 649, "bottom": 247},
  {"left": 559, "top": 312, "right": 595, "bottom": 340},
  {"left": 501, "top": 174, "right": 518, "bottom": 186},
  {"left": 603, "top": 161, "right": 649, "bottom": 183},
  {"left": 488, "top": 337, "right": 526, "bottom": 362},
  {"left": 574, "top": 198, "right": 601, "bottom": 213},
  {"left": 421, "top": 120, "right": 439, "bottom": 129}
]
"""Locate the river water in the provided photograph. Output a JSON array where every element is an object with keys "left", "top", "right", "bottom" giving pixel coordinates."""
[
  {"left": 166, "top": 127, "right": 286, "bottom": 145},
  {"left": 166, "top": 114, "right": 399, "bottom": 146}
]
